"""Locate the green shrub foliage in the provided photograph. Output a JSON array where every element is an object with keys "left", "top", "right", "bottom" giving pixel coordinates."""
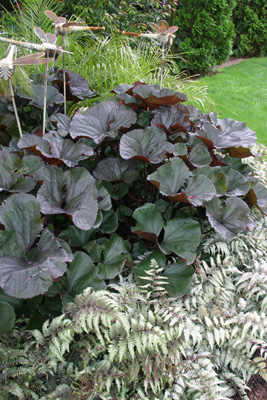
[
  {"left": 232, "top": 0, "right": 267, "bottom": 57},
  {"left": 174, "top": 0, "right": 236, "bottom": 74},
  {"left": 61, "top": 0, "right": 177, "bottom": 33}
]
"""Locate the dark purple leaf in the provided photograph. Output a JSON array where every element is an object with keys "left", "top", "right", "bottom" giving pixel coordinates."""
[
  {"left": 18, "top": 132, "right": 93, "bottom": 167},
  {"left": 0, "top": 229, "right": 73, "bottom": 299},
  {"left": 195, "top": 118, "right": 256, "bottom": 151},
  {"left": 93, "top": 158, "right": 139, "bottom": 183},
  {"left": 147, "top": 157, "right": 190, "bottom": 195},
  {"left": 133, "top": 84, "right": 187, "bottom": 110},
  {"left": 18, "top": 84, "right": 64, "bottom": 109},
  {"left": 205, "top": 197, "right": 254, "bottom": 240},
  {"left": 221, "top": 166, "right": 251, "bottom": 196},
  {"left": 151, "top": 105, "right": 191, "bottom": 132},
  {"left": 189, "top": 143, "right": 212, "bottom": 167},
  {"left": 36, "top": 166, "right": 98, "bottom": 230},
  {"left": 0, "top": 151, "right": 43, "bottom": 193},
  {"left": 69, "top": 100, "right": 136, "bottom": 143},
  {"left": 67, "top": 70, "right": 96, "bottom": 99},
  {"left": 50, "top": 113, "right": 71, "bottom": 137},
  {"left": 120, "top": 126, "right": 169, "bottom": 164}
]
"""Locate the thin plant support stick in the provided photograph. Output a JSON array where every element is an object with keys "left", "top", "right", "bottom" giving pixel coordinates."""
[
  {"left": 62, "top": 36, "right": 66, "bottom": 114},
  {"left": 44, "top": 10, "right": 105, "bottom": 115},
  {"left": 8, "top": 77, "right": 26, "bottom": 156},
  {"left": 160, "top": 44, "right": 165, "bottom": 89},
  {"left": 42, "top": 63, "right": 48, "bottom": 136},
  {"left": 8, "top": 77, "right": 23, "bottom": 139},
  {"left": 118, "top": 21, "right": 178, "bottom": 88}
]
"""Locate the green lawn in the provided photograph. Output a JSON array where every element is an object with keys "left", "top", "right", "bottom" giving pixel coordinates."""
[{"left": 197, "top": 57, "right": 267, "bottom": 146}]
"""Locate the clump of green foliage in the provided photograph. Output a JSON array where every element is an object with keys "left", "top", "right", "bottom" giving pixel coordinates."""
[
  {"left": 61, "top": 0, "right": 177, "bottom": 33},
  {"left": 232, "top": 0, "right": 267, "bottom": 58},
  {"left": 174, "top": 0, "right": 236, "bottom": 74}
]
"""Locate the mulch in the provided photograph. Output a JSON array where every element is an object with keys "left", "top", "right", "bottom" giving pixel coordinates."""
[{"left": 216, "top": 56, "right": 247, "bottom": 70}]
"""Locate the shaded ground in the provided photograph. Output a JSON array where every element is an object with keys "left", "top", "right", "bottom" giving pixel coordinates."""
[{"left": 231, "top": 375, "right": 267, "bottom": 400}]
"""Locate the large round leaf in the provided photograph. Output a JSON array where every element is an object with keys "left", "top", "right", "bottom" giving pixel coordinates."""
[
  {"left": 173, "top": 143, "right": 188, "bottom": 156},
  {"left": 205, "top": 197, "right": 254, "bottom": 240},
  {"left": 67, "top": 251, "right": 105, "bottom": 296},
  {"left": 98, "top": 234, "right": 132, "bottom": 280},
  {"left": 0, "top": 193, "right": 43, "bottom": 258},
  {"left": 151, "top": 105, "right": 191, "bottom": 132},
  {"left": 224, "top": 156, "right": 253, "bottom": 179},
  {"left": 198, "top": 118, "right": 256, "bottom": 150},
  {"left": 69, "top": 100, "right": 136, "bottom": 143},
  {"left": 36, "top": 166, "right": 98, "bottom": 230},
  {"left": 134, "top": 250, "right": 166, "bottom": 286},
  {"left": 147, "top": 157, "right": 190, "bottom": 196},
  {"left": 0, "top": 151, "right": 43, "bottom": 193},
  {"left": 100, "top": 210, "right": 119, "bottom": 234},
  {"left": 179, "top": 174, "right": 216, "bottom": 206},
  {"left": 19, "top": 84, "right": 64, "bottom": 108},
  {"left": 0, "top": 301, "right": 15, "bottom": 334},
  {"left": 193, "top": 166, "right": 228, "bottom": 196},
  {"left": 93, "top": 158, "right": 139, "bottom": 183},
  {"left": 18, "top": 132, "right": 93, "bottom": 167},
  {"left": 50, "top": 113, "right": 71, "bottom": 137},
  {"left": 132, "top": 203, "right": 163, "bottom": 242},
  {"left": 0, "top": 229, "right": 73, "bottom": 299},
  {"left": 163, "top": 262, "right": 195, "bottom": 297},
  {"left": 59, "top": 225, "right": 96, "bottom": 247},
  {"left": 189, "top": 143, "right": 212, "bottom": 167},
  {"left": 120, "top": 126, "right": 168, "bottom": 164},
  {"left": 133, "top": 85, "right": 187, "bottom": 110},
  {"left": 159, "top": 218, "right": 201, "bottom": 264},
  {"left": 221, "top": 166, "right": 251, "bottom": 197},
  {"left": 67, "top": 70, "right": 96, "bottom": 99}
]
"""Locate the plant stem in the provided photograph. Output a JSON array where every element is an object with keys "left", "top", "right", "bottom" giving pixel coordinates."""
[
  {"left": 42, "top": 63, "right": 48, "bottom": 136},
  {"left": 143, "top": 162, "right": 148, "bottom": 201}
]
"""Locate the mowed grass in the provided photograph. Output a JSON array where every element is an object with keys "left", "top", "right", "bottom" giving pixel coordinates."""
[{"left": 197, "top": 57, "right": 267, "bottom": 146}]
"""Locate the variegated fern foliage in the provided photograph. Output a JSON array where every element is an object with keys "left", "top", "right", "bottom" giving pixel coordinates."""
[{"left": 2, "top": 211, "right": 267, "bottom": 400}]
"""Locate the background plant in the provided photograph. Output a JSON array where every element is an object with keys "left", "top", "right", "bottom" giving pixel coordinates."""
[
  {"left": 174, "top": 0, "right": 236, "bottom": 74},
  {"left": 66, "top": 35, "right": 211, "bottom": 109},
  {"left": 61, "top": 0, "right": 178, "bottom": 33},
  {"left": 232, "top": 0, "right": 267, "bottom": 58}
]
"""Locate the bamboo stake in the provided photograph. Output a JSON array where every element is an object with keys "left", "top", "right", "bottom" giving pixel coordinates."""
[
  {"left": 160, "top": 44, "right": 165, "bottom": 89},
  {"left": 8, "top": 77, "right": 23, "bottom": 139},
  {"left": 42, "top": 62, "right": 48, "bottom": 136},
  {"left": 62, "top": 36, "right": 66, "bottom": 114},
  {"left": 8, "top": 77, "right": 26, "bottom": 155}
]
